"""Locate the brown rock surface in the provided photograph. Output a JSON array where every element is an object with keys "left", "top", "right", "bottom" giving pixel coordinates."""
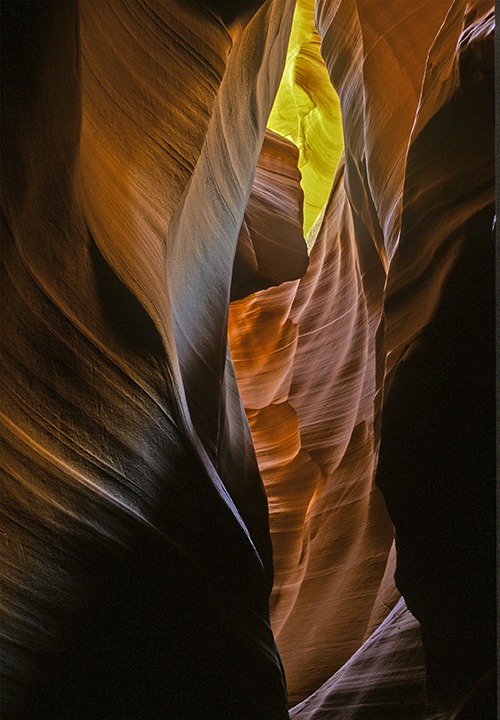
[
  {"left": 231, "top": 0, "right": 495, "bottom": 716},
  {"left": 1, "top": 0, "right": 495, "bottom": 718},
  {"left": 229, "top": 164, "right": 395, "bottom": 704},
  {"left": 1, "top": 1, "right": 296, "bottom": 717},
  {"left": 231, "top": 129, "right": 308, "bottom": 301}
]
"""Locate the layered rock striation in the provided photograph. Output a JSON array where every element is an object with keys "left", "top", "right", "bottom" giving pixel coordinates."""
[
  {"left": 2, "top": 2, "right": 295, "bottom": 717},
  {"left": 1, "top": 1, "right": 495, "bottom": 718},
  {"left": 231, "top": 0, "right": 495, "bottom": 716}
]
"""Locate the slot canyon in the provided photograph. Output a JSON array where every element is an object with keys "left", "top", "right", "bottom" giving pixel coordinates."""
[{"left": 1, "top": 1, "right": 495, "bottom": 718}]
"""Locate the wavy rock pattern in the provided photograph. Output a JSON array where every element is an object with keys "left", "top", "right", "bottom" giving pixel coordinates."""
[
  {"left": 289, "top": 597, "right": 426, "bottom": 720},
  {"left": 231, "top": 129, "right": 308, "bottom": 301},
  {"left": 231, "top": 0, "right": 495, "bottom": 716},
  {"left": 229, "top": 164, "right": 395, "bottom": 704},
  {"left": 1, "top": 0, "right": 495, "bottom": 719},
  {"left": 1, "top": 2, "right": 295, "bottom": 717}
]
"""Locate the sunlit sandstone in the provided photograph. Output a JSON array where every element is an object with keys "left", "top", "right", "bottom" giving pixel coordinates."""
[{"left": 1, "top": 1, "right": 495, "bottom": 718}]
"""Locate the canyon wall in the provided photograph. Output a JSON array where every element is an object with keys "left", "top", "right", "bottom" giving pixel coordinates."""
[
  {"left": 231, "top": 1, "right": 495, "bottom": 716},
  {"left": 1, "top": 1, "right": 495, "bottom": 718}
]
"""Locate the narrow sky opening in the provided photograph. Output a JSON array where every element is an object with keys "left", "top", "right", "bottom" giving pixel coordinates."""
[{"left": 267, "top": 0, "right": 344, "bottom": 242}]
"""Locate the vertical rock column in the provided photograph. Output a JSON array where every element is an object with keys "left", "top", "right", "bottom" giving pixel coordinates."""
[{"left": 1, "top": 1, "right": 298, "bottom": 717}]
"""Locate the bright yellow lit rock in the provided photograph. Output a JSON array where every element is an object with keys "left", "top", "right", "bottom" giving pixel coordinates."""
[{"left": 267, "top": 0, "right": 344, "bottom": 239}]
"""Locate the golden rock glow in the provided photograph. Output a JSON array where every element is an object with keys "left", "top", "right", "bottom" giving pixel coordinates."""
[
  {"left": 267, "top": 0, "right": 344, "bottom": 238},
  {"left": 2, "top": 1, "right": 495, "bottom": 717}
]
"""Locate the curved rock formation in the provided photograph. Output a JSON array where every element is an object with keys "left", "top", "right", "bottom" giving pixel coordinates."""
[
  {"left": 289, "top": 597, "right": 426, "bottom": 719},
  {"left": 1, "top": 2, "right": 296, "bottom": 717},
  {"left": 1, "top": 0, "right": 496, "bottom": 718},
  {"left": 229, "top": 163, "right": 396, "bottom": 704},
  {"left": 376, "top": 4, "right": 496, "bottom": 712},
  {"left": 231, "top": 129, "right": 308, "bottom": 301},
  {"left": 231, "top": 0, "right": 495, "bottom": 716}
]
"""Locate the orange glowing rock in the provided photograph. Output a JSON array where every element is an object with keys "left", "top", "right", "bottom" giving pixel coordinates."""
[
  {"left": 230, "top": 1, "right": 495, "bottom": 716},
  {"left": 1, "top": 0, "right": 495, "bottom": 718}
]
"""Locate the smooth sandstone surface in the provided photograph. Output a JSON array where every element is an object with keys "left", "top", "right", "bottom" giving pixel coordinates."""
[
  {"left": 230, "top": 162, "right": 396, "bottom": 704},
  {"left": 2, "top": 2, "right": 294, "bottom": 717},
  {"left": 1, "top": 1, "right": 495, "bottom": 718},
  {"left": 232, "top": 0, "right": 495, "bottom": 716}
]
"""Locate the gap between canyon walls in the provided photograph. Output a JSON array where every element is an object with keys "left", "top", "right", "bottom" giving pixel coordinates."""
[
  {"left": 229, "top": 0, "right": 496, "bottom": 717},
  {"left": 229, "top": 0, "right": 397, "bottom": 707},
  {"left": 1, "top": 0, "right": 496, "bottom": 718},
  {"left": 2, "top": 2, "right": 295, "bottom": 718}
]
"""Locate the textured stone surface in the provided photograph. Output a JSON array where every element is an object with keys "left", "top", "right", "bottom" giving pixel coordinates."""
[
  {"left": 231, "top": 0, "right": 495, "bottom": 716},
  {"left": 1, "top": 1, "right": 495, "bottom": 718},
  {"left": 1, "top": 2, "right": 295, "bottom": 717},
  {"left": 229, "top": 164, "right": 395, "bottom": 704}
]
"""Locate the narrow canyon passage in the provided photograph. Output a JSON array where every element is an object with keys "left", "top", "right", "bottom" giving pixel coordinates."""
[{"left": 1, "top": 1, "right": 495, "bottom": 719}]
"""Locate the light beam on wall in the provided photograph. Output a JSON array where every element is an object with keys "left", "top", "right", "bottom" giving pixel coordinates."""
[{"left": 267, "top": 0, "right": 344, "bottom": 240}]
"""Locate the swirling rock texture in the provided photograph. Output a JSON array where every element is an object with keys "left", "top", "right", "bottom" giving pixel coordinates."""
[
  {"left": 1, "top": 2, "right": 295, "bottom": 718},
  {"left": 1, "top": 2, "right": 495, "bottom": 720},
  {"left": 230, "top": 0, "right": 495, "bottom": 717}
]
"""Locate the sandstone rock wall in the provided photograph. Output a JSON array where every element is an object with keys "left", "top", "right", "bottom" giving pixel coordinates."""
[{"left": 1, "top": 1, "right": 495, "bottom": 718}]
